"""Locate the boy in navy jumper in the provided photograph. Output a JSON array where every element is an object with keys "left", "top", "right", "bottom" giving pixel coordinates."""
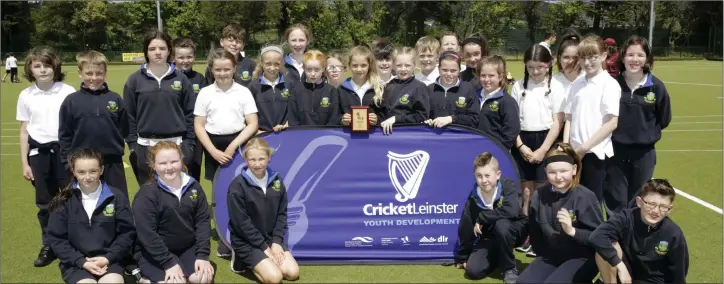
[
  {"left": 59, "top": 51, "right": 129, "bottom": 196},
  {"left": 591, "top": 179, "right": 688, "bottom": 284},
  {"left": 454, "top": 153, "right": 527, "bottom": 283},
  {"left": 46, "top": 148, "right": 135, "bottom": 284},
  {"left": 204, "top": 24, "right": 256, "bottom": 87},
  {"left": 173, "top": 37, "right": 207, "bottom": 182}
]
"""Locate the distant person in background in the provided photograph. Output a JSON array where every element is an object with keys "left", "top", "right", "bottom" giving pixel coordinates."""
[
  {"left": 538, "top": 31, "right": 557, "bottom": 55},
  {"left": 5, "top": 52, "right": 20, "bottom": 83},
  {"left": 605, "top": 38, "right": 620, "bottom": 77}
]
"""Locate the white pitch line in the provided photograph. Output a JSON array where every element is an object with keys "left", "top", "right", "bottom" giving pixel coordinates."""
[
  {"left": 674, "top": 188, "right": 723, "bottom": 215},
  {"left": 673, "top": 115, "right": 723, "bottom": 118},
  {"left": 658, "top": 149, "right": 722, "bottom": 152},
  {"left": 670, "top": 121, "right": 721, "bottom": 125},
  {"left": 665, "top": 129, "right": 722, "bottom": 132},
  {"left": 664, "top": 81, "right": 722, "bottom": 87}
]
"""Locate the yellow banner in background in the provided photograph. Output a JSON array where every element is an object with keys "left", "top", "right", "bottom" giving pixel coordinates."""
[{"left": 122, "top": 53, "right": 145, "bottom": 63}]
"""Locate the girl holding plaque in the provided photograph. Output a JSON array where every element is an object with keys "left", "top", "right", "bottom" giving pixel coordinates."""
[{"left": 338, "top": 45, "right": 385, "bottom": 129}]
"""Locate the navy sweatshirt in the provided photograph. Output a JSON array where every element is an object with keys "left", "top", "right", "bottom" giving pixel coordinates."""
[
  {"left": 46, "top": 182, "right": 135, "bottom": 269},
  {"left": 248, "top": 73, "right": 294, "bottom": 131},
  {"left": 529, "top": 184, "right": 603, "bottom": 262},
  {"left": 477, "top": 88, "right": 520, "bottom": 150},
  {"left": 337, "top": 78, "right": 383, "bottom": 118},
  {"left": 132, "top": 174, "right": 211, "bottom": 269},
  {"left": 427, "top": 79, "right": 479, "bottom": 127},
  {"left": 589, "top": 208, "right": 689, "bottom": 284},
  {"left": 59, "top": 83, "right": 128, "bottom": 165},
  {"left": 123, "top": 64, "right": 196, "bottom": 149},
  {"left": 228, "top": 167, "right": 288, "bottom": 253},
  {"left": 612, "top": 73, "right": 672, "bottom": 146},
  {"left": 287, "top": 81, "right": 341, "bottom": 126},
  {"left": 379, "top": 77, "right": 430, "bottom": 123},
  {"left": 183, "top": 69, "right": 207, "bottom": 95},
  {"left": 204, "top": 54, "right": 256, "bottom": 87},
  {"left": 460, "top": 67, "right": 481, "bottom": 89},
  {"left": 283, "top": 54, "right": 302, "bottom": 82}
]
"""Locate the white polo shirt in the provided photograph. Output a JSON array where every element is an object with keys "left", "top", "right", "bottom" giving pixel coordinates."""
[
  {"left": 194, "top": 82, "right": 258, "bottom": 135},
  {"left": 553, "top": 72, "right": 585, "bottom": 96},
  {"left": 16, "top": 82, "right": 76, "bottom": 156},
  {"left": 6, "top": 56, "right": 17, "bottom": 68},
  {"left": 350, "top": 80, "right": 372, "bottom": 103},
  {"left": 414, "top": 67, "right": 439, "bottom": 86},
  {"left": 511, "top": 77, "right": 566, "bottom": 131},
  {"left": 564, "top": 71, "right": 621, "bottom": 160},
  {"left": 80, "top": 183, "right": 103, "bottom": 220}
]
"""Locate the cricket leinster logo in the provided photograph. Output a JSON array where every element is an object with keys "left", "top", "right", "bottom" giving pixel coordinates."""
[{"left": 387, "top": 150, "right": 430, "bottom": 202}]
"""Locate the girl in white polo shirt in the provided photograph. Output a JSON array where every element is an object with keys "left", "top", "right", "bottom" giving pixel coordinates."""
[
  {"left": 552, "top": 32, "right": 584, "bottom": 142},
  {"left": 563, "top": 35, "right": 621, "bottom": 204},
  {"left": 194, "top": 48, "right": 259, "bottom": 181},
  {"left": 16, "top": 46, "right": 77, "bottom": 268}
]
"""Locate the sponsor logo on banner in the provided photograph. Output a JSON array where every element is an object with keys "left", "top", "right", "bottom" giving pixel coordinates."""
[
  {"left": 345, "top": 236, "right": 374, "bottom": 247},
  {"left": 387, "top": 150, "right": 430, "bottom": 202},
  {"left": 418, "top": 235, "right": 449, "bottom": 246}
]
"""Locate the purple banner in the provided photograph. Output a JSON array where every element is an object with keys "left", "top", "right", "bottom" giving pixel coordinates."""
[{"left": 213, "top": 125, "right": 520, "bottom": 263}]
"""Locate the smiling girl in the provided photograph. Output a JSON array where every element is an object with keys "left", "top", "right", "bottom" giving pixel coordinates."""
[
  {"left": 378, "top": 47, "right": 430, "bottom": 135},
  {"left": 248, "top": 45, "right": 295, "bottom": 133},
  {"left": 283, "top": 24, "right": 312, "bottom": 82},
  {"left": 339, "top": 45, "right": 384, "bottom": 127},
  {"left": 287, "top": 49, "right": 341, "bottom": 126},
  {"left": 475, "top": 56, "right": 520, "bottom": 150},
  {"left": 424, "top": 51, "right": 478, "bottom": 128},
  {"left": 605, "top": 36, "right": 672, "bottom": 215},
  {"left": 325, "top": 53, "right": 346, "bottom": 87}
]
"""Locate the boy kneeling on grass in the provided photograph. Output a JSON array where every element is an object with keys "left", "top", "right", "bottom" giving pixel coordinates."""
[
  {"left": 590, "top": 179, "right": 689, "bottom": 284},
  {"left": 453, "top": 152, "right": 527, "bottom": 284}
]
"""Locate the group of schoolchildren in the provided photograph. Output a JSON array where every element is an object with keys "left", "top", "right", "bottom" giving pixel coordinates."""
[{"left": 14, "top": 20, "right": 687, "bottom": 283}]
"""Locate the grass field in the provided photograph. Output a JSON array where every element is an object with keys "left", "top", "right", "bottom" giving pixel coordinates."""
[{"left": 1, "top": 61, "right": 722, "bottom": 283}]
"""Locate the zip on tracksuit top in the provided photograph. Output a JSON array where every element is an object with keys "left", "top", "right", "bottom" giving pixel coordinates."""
[
  {"left": 477, "top": 88, "right": 520, "bottom": 150},
  {"left": 59, "top": 83, "right": 128, "bottom": 166},
  {"left": 427, "top": 79, "right": 479, "bottom": 127},
  {"left": 529, "top": 184, "right": 603, "bottom": 262},
  {"left": 204, "top": 54, "right": 257, "bottom": 87},
  {"left": 589, "top": 207, "right": 689, "bottom": 284},
  {"left": 379, "top": 77, "right": 430, "bottom": 124},
  {"left": 287, "top": 80, "right": 341, "bottom": 126},
  {"left": 227, "top": 167, "right": 288, "bottom": 252},
  {"left": 247, "top": 73, "right": 294, "bottom": 131},
  {"left": 132, "top": 173, "right": 211, "bottom": 269},
  {"left": 612, "top": 73, "right": 672, "bottom": 147},
  {"left": 46, "top": 182, "right": 136, "bottom": 269},
  {"left": 123, "top": 64, "right": 196, "bottom": 149},
  {"left": 337, "top": 78, "right": 383, "bottom": 119}
]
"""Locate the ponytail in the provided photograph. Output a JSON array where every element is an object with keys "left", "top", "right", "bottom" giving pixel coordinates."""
[
  {"left": 48, "top": 183, "right": 75, "bottom": 212},
  {"left": 48, "top": 148, "right": 104, "bottom": 212}
]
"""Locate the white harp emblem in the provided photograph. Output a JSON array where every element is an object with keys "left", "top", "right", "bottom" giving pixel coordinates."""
[{"left": 387, "top": 150, "right": 430, "bottom": 202}]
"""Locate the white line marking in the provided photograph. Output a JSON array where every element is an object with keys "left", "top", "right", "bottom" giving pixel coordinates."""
[
  {"left": 664, "top": 81, "right": 722, "bottom": 87},
  {"left": 664, "top": 129, "right": 722, "bottom": 132},
  {"left": 669, "top": 121, "right": 721, "bottom": 125},
  {"left": 1, "top": 136, "right": 18, "bottom": 138},
  {"left": 1, "top": 129, "right": 19, "bottom": 131},
  {"left": 673, "top": 115, "right": 722, "bottom": 118},
  {"left": 674, "top": 188, "right": 723, "bottom": 215},
  {"left": 658, "top": 149, "right": 722, "bottom": 152}
]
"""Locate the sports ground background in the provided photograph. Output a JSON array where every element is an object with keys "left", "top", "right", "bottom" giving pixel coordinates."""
[{"left": 1, "top": 60, "right": 722, "bottom": 283}]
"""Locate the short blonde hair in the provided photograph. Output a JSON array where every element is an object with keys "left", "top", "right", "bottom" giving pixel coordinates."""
[
  {"left": 76, "top": 50, "right": 108, "bottom": 71},
  {"left": 415, "top": 36, "right": 440, "bottom": 55},
  {"left": 242, "top": 137, "right": 275, "bottom": 159}
]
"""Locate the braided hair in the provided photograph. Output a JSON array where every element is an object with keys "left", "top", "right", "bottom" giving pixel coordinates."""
[{"left": 522, "top": 44, "right": 554, "bottom": 97}]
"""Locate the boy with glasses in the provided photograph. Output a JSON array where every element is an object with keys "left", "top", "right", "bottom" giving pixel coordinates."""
[{"left": 590, "top": 179, "right": 689, "bottom": 283}]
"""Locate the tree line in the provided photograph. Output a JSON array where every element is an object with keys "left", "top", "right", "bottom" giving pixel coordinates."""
[{"left": 2, "top": 1, "right": 722, "bottom": 58}]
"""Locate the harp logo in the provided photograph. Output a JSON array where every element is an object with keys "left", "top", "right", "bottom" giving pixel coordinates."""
[{"left": 387, "top": 150, "right": 430, "bottom": 203}]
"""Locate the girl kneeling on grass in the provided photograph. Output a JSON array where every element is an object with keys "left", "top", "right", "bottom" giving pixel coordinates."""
[
  {"left": 132, "top": 141, "right": 214, "bottom": 283},
  {"left": 46, "top": 148, "right": 136, "bottom": 284},
  {"left": 228, "top": 137, "right": 300, "bottom": 283}
]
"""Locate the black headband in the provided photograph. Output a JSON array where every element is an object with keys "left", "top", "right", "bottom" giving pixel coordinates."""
[
  {"left": 544, "top": 155, "right": 575, "bottom": 167},
  {"left": 462, "top": 37, "right": 483, "bottom": 47}
]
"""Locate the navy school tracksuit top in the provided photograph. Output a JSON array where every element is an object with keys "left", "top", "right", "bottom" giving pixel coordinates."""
[
  {"left": 427, "top": 79, "right": 479, "bottom": 127},
  {"left": 204, "top": 54, "right": 257, "bottom": 87},
  {"left": 287, "top": 80, "right": 341, "bottom": 126},
  {"left": 227, "top": 167, "right": 288, "bottom": 253},
  {"left": 183, "top": 69, "right": 207, "bottom": 96},
  {"left": 123, "top": 64, "right": 196, "bottom": 149},
  {"left": 612, "top": 73, "right": 672, "bottom": 147},
  {"left": 59, "top": 83, "right": 128, "bottom": 165},
  {"left": 46, "top": 182, "right": 136, "bottom": 269},
  {"left": 132, "top": 174, "right": 211, "bottom": 269},
  {"left": 379, "top": 77, "right": 430, "bottom": 124},
  {"left": 528, "top": 184, "right": 604, "bottom": 262},
  {"left": 476, "top": 88, "right": 520, "bottom": 150},
  {"left": 283, "top": 54, "right": 302, "bottom": 83},
  {"left": 589, "top": 208, "right": 689, "bottom": 284},
  {"left": 248, "top": 73, "right": 294, "bottom": 132},
  {"left": 460, "top": 67, "right": 481, "bottom": 89}
]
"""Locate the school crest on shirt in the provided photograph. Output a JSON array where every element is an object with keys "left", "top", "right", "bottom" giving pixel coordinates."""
[
  {"left": 103, "top": 204, "right": 115, "bottom": 217},
  {"left": 320, "top": 97, "right": 330, "bottom": 107},
  {"left": 192, "top": 84, "right": 200, "bottom": 93},
  {"left": 489, "top": 101, "right": 499, "bottom": 112},
  {"left": 106, "top": 101, "right": 118, "bottom": 113},
  {"left": 455, "top": 96, "right": 467, "bottom": 108},
  {"left": 280, "top": 89, "right": 291, "bottom": 99},
  {"left": 495, "top": 196, "right": 504, "bottom": 209},
  {"left": 655, "top": 241, "right": 669, "bottom": 255},
  {"left": 272, "top": 180, "right": 281, "bottom": 192},
  {"left": 568, "top": 210, "right": 577, "bottom": 224},
  {"left": 190, "top": 189, "right": 199, "bottom": 201},
  {"left": 644, "top": 92, "right": 656, "bottom": 104},
  {"left": 399, "top": 94, "right": 410, "bottom": 104},
  {"left": 171, "top": 80, "right": 182, "bottom": 91},
  {"left": 240, "top": 71, "right": 251, "bottom": 81}
]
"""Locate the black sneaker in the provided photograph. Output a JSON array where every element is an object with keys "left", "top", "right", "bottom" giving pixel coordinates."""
[
  {"left": 503, "top": 269, "right": 519, "bottom": 284},
  {"left": 515, "top": 242, "right": 531, "bottom": 253},
  {"left": 34, "top": 245, "right": 56, "bottom": 267}
]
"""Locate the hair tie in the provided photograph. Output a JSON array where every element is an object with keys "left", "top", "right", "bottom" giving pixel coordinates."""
[
  {"left": 543, "top": 155, "right": 575, "bottom": 167},
  {"left": 260, "top": 46, "right": 283, "bottom": 56},
  {"left": 462, "top": 37, "right": 483, "bottom": 47},
  {"left": 439, "top": 52, "right": 461, "bottom": 62}
]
